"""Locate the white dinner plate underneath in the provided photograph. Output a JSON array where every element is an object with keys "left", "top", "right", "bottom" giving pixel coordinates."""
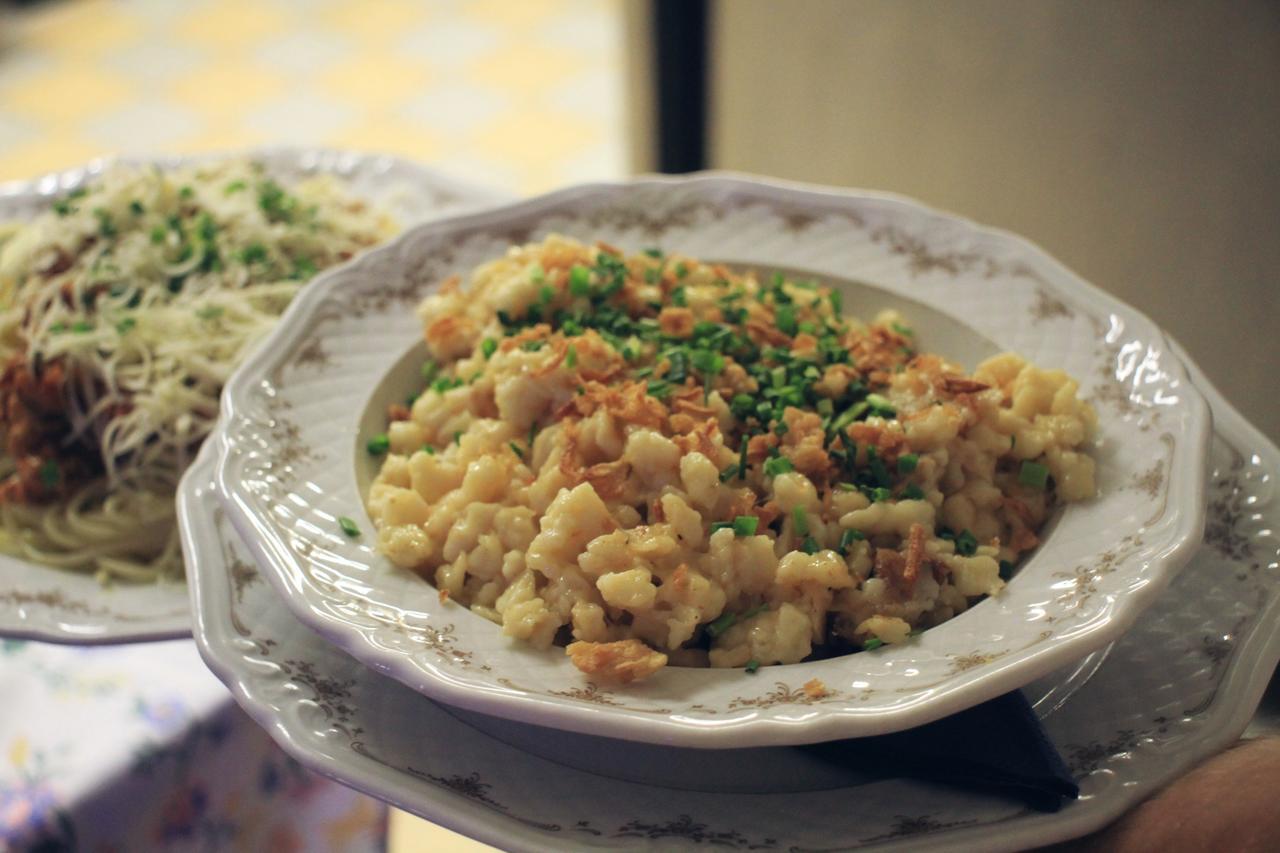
[{"left": 183, "top": 338, "right": 1279, "bottom": 851}]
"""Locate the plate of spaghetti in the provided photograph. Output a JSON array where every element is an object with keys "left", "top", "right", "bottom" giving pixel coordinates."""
[{"left": 0, "top": 148, "right": 506, "bottom": 642}]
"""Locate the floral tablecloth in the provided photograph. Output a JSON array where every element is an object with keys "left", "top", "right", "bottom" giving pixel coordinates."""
[{"left": 1, "top": 639, "right": 385, "bottom": 852}]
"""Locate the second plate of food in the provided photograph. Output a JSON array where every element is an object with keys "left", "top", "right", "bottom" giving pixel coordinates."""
[
  {"left": 0, "top": 147, "right": 509, "bottom": 643},
  {"left": 214, "top": 173, "right": 1210, "bottom": 746}
]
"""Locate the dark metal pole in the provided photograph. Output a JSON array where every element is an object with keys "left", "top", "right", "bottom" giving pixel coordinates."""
[{"left": 653, "top": 0, "right": 708, "bottom": 174}]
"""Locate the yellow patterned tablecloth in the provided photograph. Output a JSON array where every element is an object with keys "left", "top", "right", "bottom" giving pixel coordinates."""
[
  {"left": 0, "top": 0, "right": 625, "bottom": 196},
  {"left": 0, "top": 1, "right": 625, "bottom": 849}
]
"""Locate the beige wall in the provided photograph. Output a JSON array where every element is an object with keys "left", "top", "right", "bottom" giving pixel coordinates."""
[{"left": 710, "top": 0, "right": 1280, "bottom": 439}]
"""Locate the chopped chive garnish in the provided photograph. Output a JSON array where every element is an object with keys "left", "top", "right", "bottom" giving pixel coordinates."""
[
  {"left": 179, "top": 185, "right": 194, "bottom": 199},
  {"left": 71, "top": 320, "right": 93, "bottom": 333},
  {"left": 1019, "top": 460, "right": 1050, "bottom": 490},
  {"left": 38, "top": 459, "right": 59, "bottom": 487},
  {"left": 828, "top": 402, "right": 866, "bottom": 435},
  {"left": 292, "top": 257, "right": 317, "bottom": 279},
  {"left": 954, "top": 529, "right": 978, "bottom": 557},
  {"left": 708, "top": 603, "right": 768, "bottom": 638},
  {"left": 675, "top": 262, "right": 688, "bottom": 279},
  {"left": 837, "top": 482, "right": 858, "bottom": 491},
  {"left": 149, "top": 225, "right": 167, "bottom": 244},
  {"left": 690, "top": 348, "right": 723, "bottom": 374},
  {"left": 763, "top": 456, "right": 794, "bottom": 477},
  {"left": 732, "top": 515, "right": 759, "bottom": 537},
  {"left": 128, "top": 200, "right": 144, "bottom": 216},
  {"left": 828, "top": 290, "right": 842, "bottom": 315},
  {"left": 453, "top": 431, "right": 463, "bottom": 445},
  {"left": 225, "top": 180, "right": 246, "bottom": 194},
  {"left": 775, "top": 304, "right": 798, "bottom": 336},
  {"left": 865, "top": 393, "right": 896, "bottom": 417},
  {"left": 710, "top": 521, "right": 734, "bottom": 534},
  {"left": 238, "top": 243, "right": 268, "bottom": 264},
  {"left": 665, "top": 350, "right": 688, "bottom": 382},
  {"left": 481, "top": 337, "right": 497, "bottom": 359},
  {"left": 338, "top": 516, "right": 361, "bottom": 538},
  {"left": 646, "top": 379, "right": 673, "bottom": 399},
  {"left": 421, "top": 360, "right": 439, "bottom": 382},
  {"left": 421, "top": 444, "right": 436, "bottom": 455},
  {"left": 868, "top": 453, "right": 891, "bottom": 488},
  {"left": 195, "top": 306, "right": 223, "bottom": 321},
  {"left": 258, "top": 180, "right": 296, "bottom": 222},
  {"left": 870, "top": 487, "right": 892, "bottom": 502},
  {"left": 643, "top": 247, "right": 663, "bottom": 258},
  {"left": 706, "top": 612, "right": 736, "bottom": 637},
  {"left": 569, "top": 265, "right": 591, "bottom": 296},
  {"left": 671, "top": 286, "right": 687, "bottom": 307},
  {"left": 565, "top": 344, "right": 577, "bottom": 368},
  {"left": 901, "top": 484, "right": 925, "bottom": 501},
  {"left": 366, "top": 434, "right": 390, "bottom": 455},
  {"left": 897, "top": 453, "right": 918, "bottom": 474},
  {"left": 838, "top": 528, "right": 864, "bottom": 553},
  {"left": 509, "top": 441, "right": 524, "bottom": 459},
  {"left": 801, "top": 536, "right": 819, "bottom": 554},
  {"left": 745, "top": 659, "right": 761, "bottom": 674},
  {"left": 792, "top": 506, "right": 809, "bottom": 536},
  {"left": 862, "top": 638, "right": 884, "bottom": 651},
  {"left": 93, "top": 208, "right": 116, "bottom": 238},
  {"left": 891, "top": 322, "right": 914, "bottom": 337},
  {"left": 999, "top": 559, "right": 1015, "bottom": 581},
  {"left": 719, "top": 464, "right": 739, "bottom": 483},
  {"left": 529, "top": 263, "right": 545, "bottom": 284},
  {"left": 116, "top": 317, "right": 136, "bottom": 334},
  {"left": 538, "top": 284, "right": 554, "bottom": 306}
]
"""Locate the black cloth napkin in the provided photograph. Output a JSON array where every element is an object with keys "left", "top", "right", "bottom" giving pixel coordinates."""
[{"left": 799, "top": 691, "right": 1079, "bottom": 812}]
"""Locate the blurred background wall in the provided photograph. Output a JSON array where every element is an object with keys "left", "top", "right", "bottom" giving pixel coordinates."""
[
  {"left": 0, "top": 0, "right": 625, "bottom": 195},
  {"left": 2, "top": 0, "right": 1275, "bottom": 437},
  {"left": 703, "top": 0, "right": 1279, "bottom": 439}
]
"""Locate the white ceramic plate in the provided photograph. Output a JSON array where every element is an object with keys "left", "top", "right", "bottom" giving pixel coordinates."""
[
  {"left": 186, "top": 344, "right": 1278, "bottom": 852},
  {"left": 214, "top": 174, "right": 1210, "bottom": 745},
  {"left": 0, "top": 148, "right": 510, "bottom": 644}
]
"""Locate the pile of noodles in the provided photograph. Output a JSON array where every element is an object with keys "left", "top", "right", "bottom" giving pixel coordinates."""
[{"left": 0, "top": 160, "right": 394, "bottom": 582}]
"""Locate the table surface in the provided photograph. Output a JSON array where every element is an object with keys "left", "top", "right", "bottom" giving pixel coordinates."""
[{"left": 2, "top": 1, "right": 1275, "bottom": 850}]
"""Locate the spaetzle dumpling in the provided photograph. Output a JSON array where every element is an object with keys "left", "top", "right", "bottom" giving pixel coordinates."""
[{"left": 367, "top": 236, "right": 1097, "bottom": 683}]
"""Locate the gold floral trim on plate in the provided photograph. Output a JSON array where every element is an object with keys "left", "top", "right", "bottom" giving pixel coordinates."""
[
  {"left": 213, "top": 175, "right": 1210, "bottom": 748},
  {"left": 184, "top": 310, "right": 1280, "bottom": 853}
]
